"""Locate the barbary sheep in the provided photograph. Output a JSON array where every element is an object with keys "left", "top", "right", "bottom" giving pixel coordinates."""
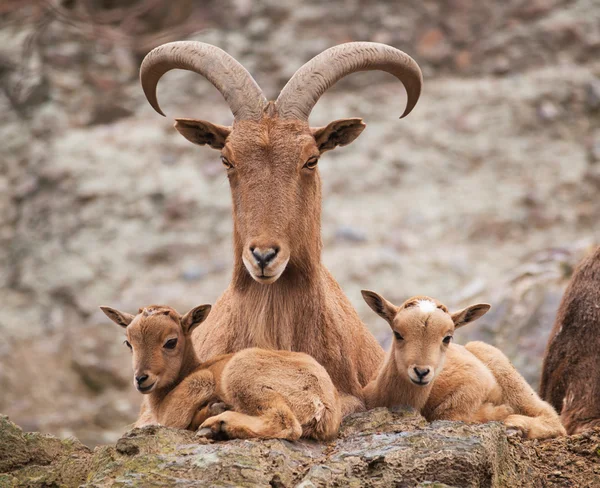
[
  {"left": 101, "top": 304, "right": 342, "bottom": 440},
  {"left": 361, "top": 291, "right": 565, "bottom": 439},
  {"left": 139, "top": 41, "right": 424, "bottom": 414},
  {"left": 540, "top": 246, "right": 600, "bottom": 434}
]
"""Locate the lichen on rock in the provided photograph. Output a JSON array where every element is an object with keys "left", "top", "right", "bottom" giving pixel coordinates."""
[{"left": 2, "top": 409, "right": 599, "bottom": 487}]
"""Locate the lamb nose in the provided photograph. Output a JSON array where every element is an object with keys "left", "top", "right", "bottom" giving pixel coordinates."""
[
  {"left": 136, "top": 374, "right": 149, "bottom": 385},
  {"left": 251, "top": 247, "right": 278, "bottom": 269},
  {"left": 414, "top": 367, "right": 430, "bottom": 378}
]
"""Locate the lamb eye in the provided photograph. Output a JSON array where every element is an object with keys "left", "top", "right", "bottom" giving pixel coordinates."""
[
  {"left": 164, "top": 338, "right": 178, "bottom": 350},
  {"left": 221, "top": 156, "right": 233, "bottom": 169},
  {"left": 124, "top": 340, "right": 132, "bottom": 350},
  {"left": 443, "top": 335, "right": 453, "bottom": 344},
  {"left": 393, "top": 331, "right": 404, "bottom": 341},
  {"left": 303, "top": 156, "right": 319, "bottom": 170}
]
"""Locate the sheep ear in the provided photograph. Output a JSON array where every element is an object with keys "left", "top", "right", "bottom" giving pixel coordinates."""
[
  {"left": 451, "top": 303, "right": 491, "bottom": 329},
  {"left": 361, "top": 290, "right": 398, "bottom": 324},
  {"left": 181, "top": 304, "right": 212, "bottom": 335},
  {"left": 100, "top": 306, "right": 135, "bottom": 328},
  {"left": 312, "top": 118, "right": 366, "bottom": 154},
  {"left": 174, "top": 118, "right": 231, "bottom": 150}
]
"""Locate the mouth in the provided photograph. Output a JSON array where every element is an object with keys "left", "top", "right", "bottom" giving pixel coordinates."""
[
  {"left": 410, "top": 378, "right": 430, "bottom": 386},
  {"left": 243, "top": 254, "right": 290, "bottom": 285},
  {"left": 252, "top": 273, "right": 279, "bottom": 285},
  {"left": 257, "top": 272, "right": 276, "bottom": 281},
  {"left": 137, "top": 382, "right": 156, "bottom": 393}
]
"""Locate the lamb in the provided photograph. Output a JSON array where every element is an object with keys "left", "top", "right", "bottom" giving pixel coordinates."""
[
  {"left": 361, "top": 291, "right": 565, "bottom": 439},
  {"left": 101, "top": 303, "right": 341, "bottom": 441},
  {"left": 139, "top": 41, "right": 424, "bottom": 414},
  {"left": 539, "top": 246, "right": 600, "bottom": 434}
]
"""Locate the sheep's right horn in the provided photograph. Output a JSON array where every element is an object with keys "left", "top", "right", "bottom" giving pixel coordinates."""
[
  {"left": 140, "top": 41, "right": 267, "bottom": 120},
  {"left": 276, "top": 42, "right": 423, "bottom": 121}
]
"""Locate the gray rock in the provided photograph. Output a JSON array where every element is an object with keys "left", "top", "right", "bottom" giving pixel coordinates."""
[{"left": 2, "top": 409, "right": 599, "bottom": 487}]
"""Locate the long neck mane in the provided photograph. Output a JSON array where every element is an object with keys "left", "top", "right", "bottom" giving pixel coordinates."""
[{"left": 228, "top": 218, "right": 325, "bottom": 351}]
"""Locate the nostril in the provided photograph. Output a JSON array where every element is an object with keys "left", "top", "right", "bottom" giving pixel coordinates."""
[
  {"left": 251, "top": 248, "right": 263, "bottom": 264},
  {"left": 414, "top": 367, "right": 430, "bottom": 378},
  {"left": 136, "top": 374, "right": 148, "bottom": 385},
  {"left": 263, "top": 248, "right": 277, "bottom": 264},
  {"left": 251, "top": 247, "right": 278, "bottom": 269},
  {"left": 249, "top": 246, "right": 255, "bottom": 253}
]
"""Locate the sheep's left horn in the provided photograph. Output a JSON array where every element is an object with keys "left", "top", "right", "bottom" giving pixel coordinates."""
[
  {"left": 140, "top": 41, "right": 267, "bottom": 120},
  {"left": 276, "top": 42, "right": 423, "bottom": 121}
]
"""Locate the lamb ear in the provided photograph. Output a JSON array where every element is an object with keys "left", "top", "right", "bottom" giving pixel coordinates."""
[
  {"left": 361, "top": 290, "right": 398, "bottom": 324},
  {"left": 451, "top": 303, "right": 491, "bottom": 329},
  {"left": 181, "top": 304, "right": 212, "bottom": 335},
  {"left": 100, "top": 306, "right": 135, "bottom": 328}
]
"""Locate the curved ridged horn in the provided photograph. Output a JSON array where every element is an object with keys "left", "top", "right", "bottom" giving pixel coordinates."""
[
  {"left": 140, "top": 41, "right": 267, "bottom": 120},
  {"left": 276, "top": 42, "right": 423, "bottom": 121}
]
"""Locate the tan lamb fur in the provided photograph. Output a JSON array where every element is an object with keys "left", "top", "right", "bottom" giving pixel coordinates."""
[
  {"left": 139, "top": 42, "right": 424, "bottom": 414},
  {"left": 100, "top": 304, "right": 342, "bottom": 441},
  {"left": 361, "top": 291, "right": 565, "bottom": 440}
]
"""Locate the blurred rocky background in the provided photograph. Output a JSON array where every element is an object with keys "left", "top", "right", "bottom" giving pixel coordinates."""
[{"left": 0, "top": 0, "right": 599, "bottom": 447}]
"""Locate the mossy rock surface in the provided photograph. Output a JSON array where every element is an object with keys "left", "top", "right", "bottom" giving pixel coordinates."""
[
  {"left": 1, "top": 409, "right": 599, "bottom": 487},
  {"left": 0, "top": 415, "right": 92, "bottom": 487}
]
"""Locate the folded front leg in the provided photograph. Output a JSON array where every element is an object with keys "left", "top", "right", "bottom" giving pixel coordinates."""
[
  {"left": 190, "top": 401, "right": 230, "bottom": 431},
  {"left": 156, "top": 369, "right": 216, "bottom": 429},
  {"left": 199, "top": 407, "right": 302, "bottom": 441},
  {"left": 134, "top": 398, "right": 158, "bottom": 428},
  {"left": 426, "top": 384, "right": 492, "bottom": 423}
]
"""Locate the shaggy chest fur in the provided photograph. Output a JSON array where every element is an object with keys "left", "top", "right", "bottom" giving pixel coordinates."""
[{"left": 193, "top": 267, "right": 384, "bottom": 399}]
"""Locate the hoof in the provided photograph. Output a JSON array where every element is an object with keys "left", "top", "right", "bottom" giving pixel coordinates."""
[
  {"left": 506, "top": 427, "right": 525, "bottom": 438},
  {"left": 199, "top": 418, "right": 231, "bottom": 441},
  {"left": 196, "top": 427, "right": 214, "bottom": 439},
  {"left": 208, "top": 402, "right": 230, "bottom": 416}
]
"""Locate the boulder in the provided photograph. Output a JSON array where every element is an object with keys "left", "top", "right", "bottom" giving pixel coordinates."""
[{"left": 2, "top": 409, "right": 599, "bottom": 487}]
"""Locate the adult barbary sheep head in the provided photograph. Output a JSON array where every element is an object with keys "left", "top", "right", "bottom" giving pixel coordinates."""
[
  {"left": 361, "top": 291, "right": 490, "bottom": 386},
  {"left": 140, "top": 42, "right": 423, "bottom": 285}
]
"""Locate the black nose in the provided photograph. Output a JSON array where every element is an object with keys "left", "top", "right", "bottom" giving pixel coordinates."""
[
  {"left": 251, "top": 247, "right": 278, "bottom": 269},
  {"left": 136, "top": 374, "right": 149, "bottom": 386},
  {"left": 414, "top": 367, "right": 430, "bottom": 379}
]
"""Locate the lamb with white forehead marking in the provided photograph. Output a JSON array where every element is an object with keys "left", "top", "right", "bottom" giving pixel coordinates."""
[
  {"left": 416, "top": 300, "right": 437, "bottom": 314},
  {"left": 361, "top": 291, "right": 566, "bottom": 440}
]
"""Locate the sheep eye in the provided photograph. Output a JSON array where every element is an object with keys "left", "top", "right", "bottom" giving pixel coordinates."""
[
  {"left": 443, "top": 335, "right": 453, "bottom": 344},
  {"left": 393, "top": 331, "right": 403, "bottom": 341},
  {"left": 303, "top": 156, "right": 319, "bottom": 170},
  {"left": 124, "top": 340, "right": 132, "bottom": 350},
  {"left": 221, "top": 156, "right": 233, "bottom": 169},
  {"left": 164, "top": 338, "right": 178, "bottom": 350}
]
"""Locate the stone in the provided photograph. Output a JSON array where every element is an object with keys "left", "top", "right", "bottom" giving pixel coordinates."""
[
  {"left": 0, "top": 415, "right": 91, "bottom": 486},
  {"left": 335, "top": 225, "right": 368, "bottom": 243},
  {"left": 2, "top": 410, "right": 599, "bottom": 487},
  {"left": 416, "top": 28, "right": 452, "bottom": 64},
  {"left": 585, "top": 78, "right": 600, "bottom": 111}
]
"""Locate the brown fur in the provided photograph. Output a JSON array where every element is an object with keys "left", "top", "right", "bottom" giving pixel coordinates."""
[
  {"left": 174, "top": 108, "right": 384, "bottom": 414},
  {"left": 362, "top": 292, "right": 565, "bottom": 439},
  {"left": 539, "top": 246, "right": 600, "bottom": 434},
  {"left": 101, "top": 304, "right": 342, "bottom": 441}
]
